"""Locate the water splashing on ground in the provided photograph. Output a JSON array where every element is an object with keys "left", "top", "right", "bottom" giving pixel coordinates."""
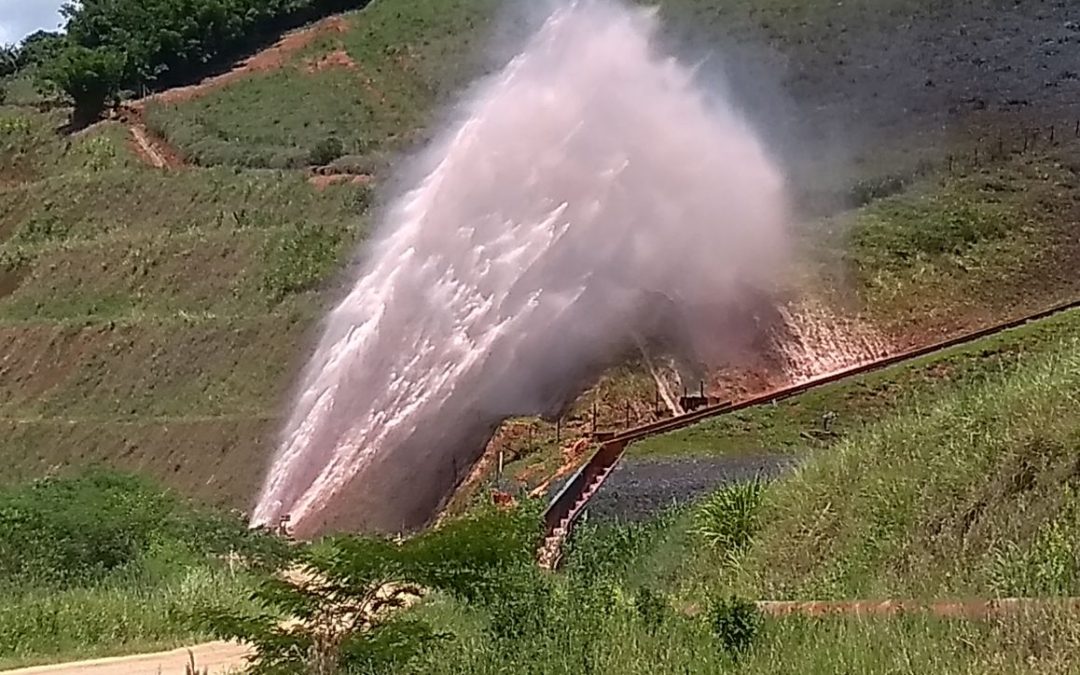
[
  {"left": 775, "top": 298, "right": 891, "bottom": 383},
  {"left": 253, "top": 0, "right": 789, "bottom": 537}
]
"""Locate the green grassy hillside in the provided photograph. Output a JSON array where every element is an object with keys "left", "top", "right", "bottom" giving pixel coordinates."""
[{"left": 0, "top": 110, "right": 368, "bottom": 506}]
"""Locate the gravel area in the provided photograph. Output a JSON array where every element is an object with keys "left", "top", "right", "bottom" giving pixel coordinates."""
[{"left": 581, "top": 454, "right": 799, "bottom": 523}]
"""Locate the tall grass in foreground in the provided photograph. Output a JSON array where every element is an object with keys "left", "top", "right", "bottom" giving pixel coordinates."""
[
  {"left": 417, "top": 605, "right": 1080, "bottom": 675},
  {"left": 722, "top": 337, "right": 1080, "bottom": 601},
  {"left": 167, "top": 335, "right": 1080, "bottom": 674}
]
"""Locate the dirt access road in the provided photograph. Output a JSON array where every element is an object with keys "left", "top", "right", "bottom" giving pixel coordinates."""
[{"left": 2, "top": 643, "right": 250, "bottom": 675}]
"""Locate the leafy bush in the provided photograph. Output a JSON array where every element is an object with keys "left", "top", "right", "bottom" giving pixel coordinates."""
[
  {"left": 0, "top": 471, "right": 284, "bottom": 588},
  {"left": 707, "top": 595, "right": 762, "bottom": 659},
  {"left": 309, "top": 136, "right": 345, "bottom": 166},
  {"left": 39, "top": 46, "right": 126, "bottom": 125},
  {"left": 202, "top": 504, "right": 541, "bottom": 674},
  {"left": 692, "top": 481, "right": 765, "bottom": 564},
  {"left": 0, "top": 46, "right": 16, "bottom": 78},
  {"left": 15, "top": 31, "right": 65, "bottom": 71}
]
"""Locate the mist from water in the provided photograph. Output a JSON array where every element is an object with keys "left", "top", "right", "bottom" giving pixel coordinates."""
[{"left": 252, "top": 0, "right": 790, "bottom": 537}]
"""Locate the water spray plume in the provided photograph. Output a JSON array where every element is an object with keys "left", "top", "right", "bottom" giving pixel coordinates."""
[{"left": 253, "top": 0, "right": 790, "bottom": 537}]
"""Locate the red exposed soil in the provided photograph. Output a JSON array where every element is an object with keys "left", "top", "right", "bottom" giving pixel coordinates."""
[
  {"left": 304, "top": 49, "right": 357, "bottom": 74},
  {"left": 112, "top": 105, "right": 186, "bottom": 169},
  {"left": 128, "top": 124, "right": 184, "bottom": 169}
]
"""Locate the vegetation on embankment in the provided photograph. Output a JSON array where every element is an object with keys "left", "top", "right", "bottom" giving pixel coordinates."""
[
  {"left": 633, "top": 307, "right": 1080, "bottom": 459},
  {"left": 717, "top": 337, "right": 1080, "bottom": 602},
  {"left": 0, "top": 471, "right": 286, "bottom": 669},
  {"left": 201, "top": 331, "right": 1080, "bottom": 674},
  {"left": 437, "top": 334, "right": 1080, "bottom": 673}
]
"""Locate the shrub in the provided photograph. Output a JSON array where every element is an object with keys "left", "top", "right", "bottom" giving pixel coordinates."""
[
  {"left": 309, "top": 136, "right": 345, "bottom": 166},
  {"left": 202, "top": 504, "right": 540, "bottom": 674},
  {"left": 15, "top": 31, "right": 65, "bottom": 71},
  {"left": 0, "top": 471, "right": 285, "bottom": 588},
  {"left": 0, "top": 472, "right": 175, "bottom": 586},
  {"left": 707, "top": 595, "right": 762, "bottom": 659},
  {"left": 40, "top": 46, "right": 126, "bottom": 126}
]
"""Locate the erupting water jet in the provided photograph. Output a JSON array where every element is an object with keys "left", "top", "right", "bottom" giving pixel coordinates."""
[{"left": 252, "top": 0, "right": 790, "bottom": 537}]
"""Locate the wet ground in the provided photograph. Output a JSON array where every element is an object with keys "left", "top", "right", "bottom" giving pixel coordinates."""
[{"left": 580, "top": 454, "right": 799, "bottom": 523}]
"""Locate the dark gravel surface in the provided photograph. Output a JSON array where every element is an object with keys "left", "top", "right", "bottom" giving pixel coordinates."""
[{"left": 580, "top": 454, "right": 799, "bottom": 523}]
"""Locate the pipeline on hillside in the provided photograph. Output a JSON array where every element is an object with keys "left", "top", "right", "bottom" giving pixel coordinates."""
[{"left": 539, "top": 298, "right": 1080, "bottom": 568}]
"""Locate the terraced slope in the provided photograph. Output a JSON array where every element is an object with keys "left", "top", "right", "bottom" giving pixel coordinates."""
[{"left": 0, "top": 112, "right": 369, "bottom": 508}]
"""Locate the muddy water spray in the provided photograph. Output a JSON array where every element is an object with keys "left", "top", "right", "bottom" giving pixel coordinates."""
[{"left": 253, "top": 0, "right": 789, "bottom": 536}]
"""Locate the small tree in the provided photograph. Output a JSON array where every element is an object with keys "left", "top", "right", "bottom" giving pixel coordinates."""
[
  {"left": 41, "top": 45, "right": 125, "bottom": 127},
  {"left": 203, "top": 542, "right": 444, "bottom": 675},
  {"left": 15, "top": 30, "right": 65, "bottom": 71},
  {"left": 199, "top": 505, "right": 544, "bottom": 674},
  {"left": 0, "top": 45, "right": 17, "bottom": 78}
]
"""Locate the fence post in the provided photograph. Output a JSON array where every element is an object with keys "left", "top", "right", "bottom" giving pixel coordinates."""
[
  {"left": 556, "top": 417, "right": 561, "bottom": 443},
  {"left": 591, "top": 402, "right": 597, "bottom": 435}
]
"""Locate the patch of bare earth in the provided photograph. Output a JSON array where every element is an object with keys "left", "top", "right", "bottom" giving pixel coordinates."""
[
  {"left": 110, "top": 105, "right": 186, "bottom": 168},
  {"left": 0, "top": 265, "right": 26, "bottom": 299},
  {"left": 304, "top": 49, "right": 357, "bottom": 74}
]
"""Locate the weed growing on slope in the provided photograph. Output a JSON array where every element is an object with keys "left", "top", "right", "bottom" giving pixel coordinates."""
[
  {"left": 309, "top": 135, "right": 345, "bottom": 166},
  {"left": 692, "top": 480, "right": 765, "bottom": 565},
  {"left": 259, "top": 222, "right": 345, "bottom": 303},
  {"left": 988, "top": 491, "right": 1080, "bottom": 597},
  {"left": 707, "top": 595, "right": 763, "bottom": 659}
]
